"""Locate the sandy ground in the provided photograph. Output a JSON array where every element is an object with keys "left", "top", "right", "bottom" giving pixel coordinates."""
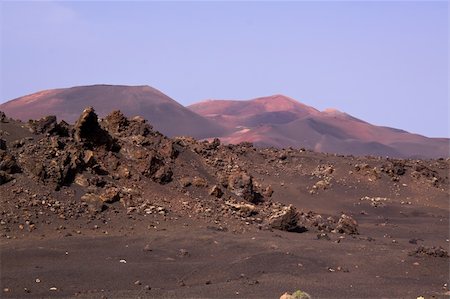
[{"left": 2, "top": 202, "right": 449, "bottom": 299}]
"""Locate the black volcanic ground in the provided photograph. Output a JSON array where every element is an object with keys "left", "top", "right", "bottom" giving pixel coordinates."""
[{"left": 0, "top": 108, "right": 449, "bottom": 298}]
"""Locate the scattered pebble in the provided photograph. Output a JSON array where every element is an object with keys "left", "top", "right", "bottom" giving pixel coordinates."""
[
  {"left": 317, "top": 233, "right": 330, "bottom": 240},
  {"left": 178, "top": 249, "right": 190, "bottom": 257}
]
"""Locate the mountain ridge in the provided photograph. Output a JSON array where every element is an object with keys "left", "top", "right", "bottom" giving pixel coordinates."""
[
  {"left": 188, "top": 95, "right": 449, "bottom": 159},
  {"left": 1, "top": 84, "right": 448, "bottom": 159},
  {"left": 0, "top": 84, "right": 227, "bottom": 139}
]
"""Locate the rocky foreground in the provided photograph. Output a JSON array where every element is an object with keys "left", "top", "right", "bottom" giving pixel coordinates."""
[{"left": 0, "top": 108, "right": 449, "bottom": 298}]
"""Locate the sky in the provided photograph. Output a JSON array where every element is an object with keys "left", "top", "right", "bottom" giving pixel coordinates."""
[{"left": 0, "top": 1, "right": 448, "bottom": 137}]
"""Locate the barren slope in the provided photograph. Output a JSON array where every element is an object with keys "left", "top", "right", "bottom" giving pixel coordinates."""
[
  {"left": 0, "top": 85, "right": 226, "bottom": 138},
  {"left": 189, "top": 95, "right": 449, "bottom": 158}
]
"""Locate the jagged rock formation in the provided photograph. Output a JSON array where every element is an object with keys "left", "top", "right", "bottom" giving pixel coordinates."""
[{"left": 0, "top": 107, "right": 448, "bottom": 234}]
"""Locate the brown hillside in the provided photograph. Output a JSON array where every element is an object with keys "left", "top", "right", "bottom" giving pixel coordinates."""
[{"left": 0, "top": 85, "right": 226, "bottom": 139}]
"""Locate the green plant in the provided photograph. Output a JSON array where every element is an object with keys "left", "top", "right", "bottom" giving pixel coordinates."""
[{"left": 292, "top": 290, "right": 312, "bottom": 299}]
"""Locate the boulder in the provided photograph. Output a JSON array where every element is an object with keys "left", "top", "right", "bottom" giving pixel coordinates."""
[
  {"left": 409, "top": 246, "right": 449, "bottom": 258},
  {"left": 335, "top": 214, "right": 359, "bottom": 235},
  {"left": 297, "top": 212, "right": 335, "bottom": 232},
  {"left": 98, "top": 187, "right": 121, "bottom": 203},
  {"left": 0, "top": 138, "right": 6, "bottom": 150},
  {"left": 263, "top": 185, "right": 274, "bottom": 197},
  {"left": 179, "top": 177, "right": 192, "bottom": 187},
  {"left": 74, "top": 174, "right": 90, "bottom": 187},
  {"left": 116, "top": 166, "right": 131, "bottom": 179},
  {"left": 153, "top": 165, "right": 173, "bottom": 184},
  {"left": 81, "top": 193, "right": 107, "bottom": 213},
  {"left": 225, "top": 201, "right": 256, "bottom": 217},
  {"left": 0, "top": 111, "right": 6, "bottom": 122},
  {"left": 204, "top": 138, "right": 220, "bottom": 150},
  {"left": 227, "top": 171, "right": 256, "bottom": 202},
  {"left": 268, "top": 205, "right": 306, "bottom": 232},
  {"left": 0, "top": 151, "right": 21, "bottom": 174},
  {"left": 103, "top": 110, "right": 154, "bottom": 138},
  {"left": 28, "top": 115, "right": 69, "bottom": 136},
  {"left": 192, "top": 177, "right": 208, "bottom": 188},
  {"left": 0, "top": 171, "right": 13, "bottom": 185},
  {"left": 73, "top": 107, "right": 114, "bottom": 149},
  {"left": 280, "top": 290, "right": 311, "bottom": 299},
  {"left": 103, "top": 110, "right": 129, "bottom": 134},
  {"left": 160, "top": 140, "right": 178, "bottom": 159},
  {"left": 139, "top": 153, "right": 164, "bottom": 176},
  {"left": 209, "top": 185, "right": 223, "bottom": 198},
  {"left": 127, "top": 116, "right": 152, "bottom": 137},
  {"left": 24, "top": 145, "right": 86, "bottom": 189}
]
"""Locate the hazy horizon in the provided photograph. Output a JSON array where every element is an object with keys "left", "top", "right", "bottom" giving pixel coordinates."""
[{"left": 1, "top": 1, "right": 448, "bottom": 138}]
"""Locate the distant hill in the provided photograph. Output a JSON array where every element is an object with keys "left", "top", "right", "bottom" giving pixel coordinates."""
[
  {"left": 1, "top": 86, "right": 448, "bottom": 158},
  {"left": 188, "top": 95, "right": 449, "bottom": 159},
  {"left": 0, "top": 85, "right": 226, "bottom": 139}
]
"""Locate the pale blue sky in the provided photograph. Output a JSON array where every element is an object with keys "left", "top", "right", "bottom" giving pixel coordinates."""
[{"left": 1, "top": 1, "right": 448, "bottom": 137}]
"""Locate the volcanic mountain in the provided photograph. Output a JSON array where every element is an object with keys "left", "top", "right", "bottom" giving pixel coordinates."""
[
  {"left": 188, "top": 95, "right": 449, "bottom": 159},
  {"left": 1, "top": 86, "right": 448, "bottom": 158},
  {"left": 0, "top": 85, "right": 226, "bottom": 139}
]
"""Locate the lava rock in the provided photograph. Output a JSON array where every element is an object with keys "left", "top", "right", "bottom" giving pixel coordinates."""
[
  {"left": 0, "top": 111, "right": 6, "bottom": 122},
  {"left": 73, "top": 107, "right": 115, "bottom": 149},
  {"left": 0, "top": 139, "right": 6, "bottom": 150},
  {"left": 0, "top": 171, "right": 13, "bottom": 185},
  {"left": 0, "top": 151, "right": 21, "bottom": 174},
  {"left": 335, "top": 214, "right": 359, "bottom": 235},
  {"left": 153, "top": 165, "right": 173, "bottom": 184},
  {"left": 192, "top": 177, "right": 208, "bottom": 188},
  {"left": 103, "top": 110, "right": 130, "bottom": 134},
  {"left": 99, "top": 187, "right": 121, "bottom": 203},
  {"left": 409, "top": 246, "right": 449, "bottom": 258},
  {"left": 227, "top": 171, "right": 256, "bottom": 202},
  {"left": 268, "top": 205, "right": 306, "bottom": 233},
  {"left": 225, "top": 201, "right": 256, "bottom": 217},
  {"left": 209, "top": 185, "right": 223, "bottom": 198},
  {"left": 81, "top": 193, "right": 108, "bottom": 213}
]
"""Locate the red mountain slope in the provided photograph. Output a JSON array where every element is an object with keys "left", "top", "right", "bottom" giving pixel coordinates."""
[
  {"left": 0, "top": 85, "right": 226, "bottom": 138},
  {"left": 189, "top": 95, "right": 449, "bottom": 159},
  {"left": 1, "top": 87, "right": 447, "bottom": 158}
]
